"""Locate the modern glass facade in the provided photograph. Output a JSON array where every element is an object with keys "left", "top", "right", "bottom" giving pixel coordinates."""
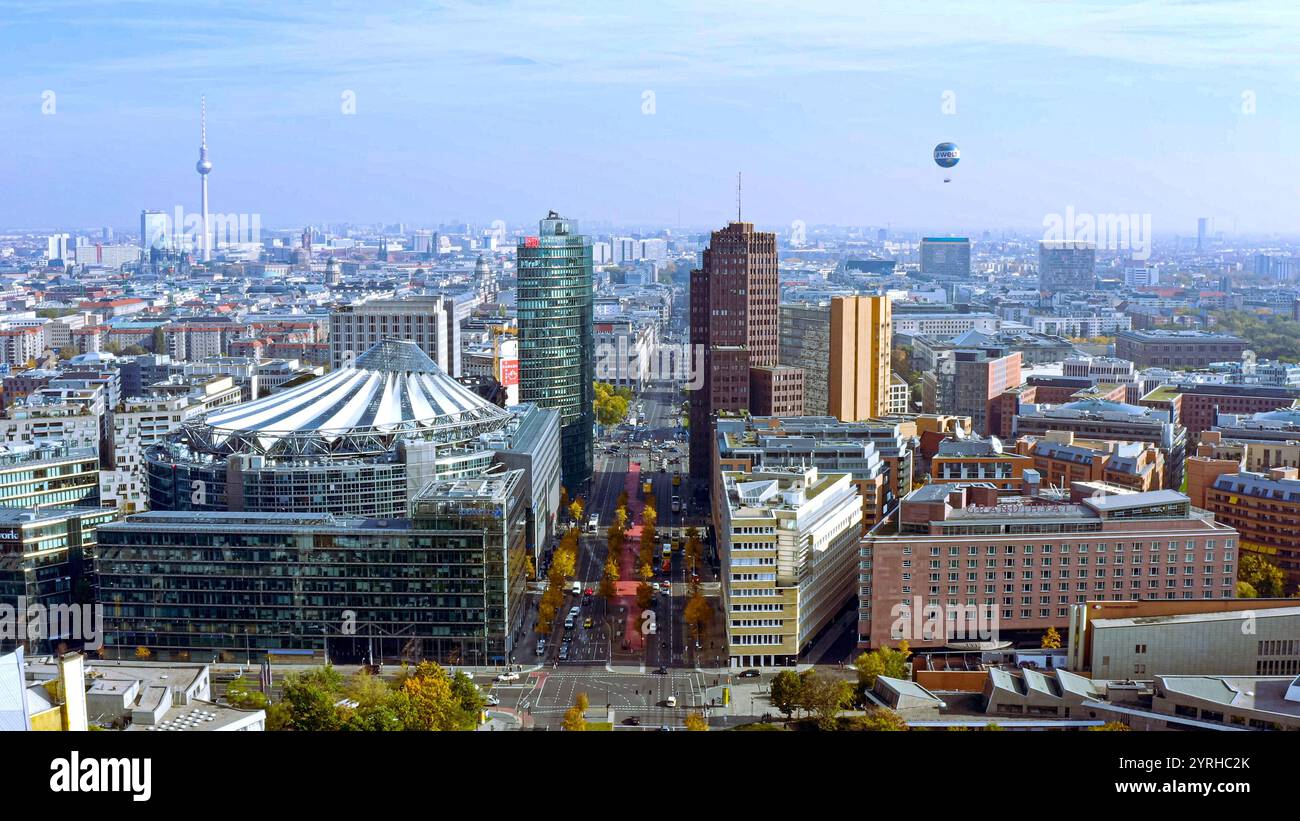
[
  {"left": 0, "top": 443, "right": 100, "bottom": 510},
  {"left": 0, "top": 506, "right": 119, "bottom": 653},
  {"left": 95, "top": 471, "right": 529, "bottom": 664},
  {"left": 517, "top": 211, "right": 594, "bottom": 490}
]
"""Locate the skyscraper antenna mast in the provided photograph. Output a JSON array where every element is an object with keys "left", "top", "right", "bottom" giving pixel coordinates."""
[{"left": 737, "top": 172, "right": 742, "bottom": 222}]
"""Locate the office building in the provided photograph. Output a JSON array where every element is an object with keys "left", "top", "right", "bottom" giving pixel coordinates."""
[
  {"left": 920, "top": 238, "right": 971, "bottom": 279},
  {"left": 747, "top": 365, "right": 804, "bottom": 416},
  {"left": 718, "top": 466, "right": 862, "bottom": 667},
  {"left": 1184, "top": 466, "right": 1300, "bottom": 587},
  {"left": 330, "top": 294, "right": 466, "bottom": 376},
  {"left": 1140, "top": 382, "right": 1300, "bottom": 439},
  {"left": 0, "top": 506, "right": 119, "bottom": 653},
  {"left": 1038, "top": 240, "right": 1096, "bottom": 293},
  {"left": 922, "top": 347, "right": 1022, "bottom": 436},
  {"left": 689, "top": 222, "right": 780, "bottom": 479},
  {"left": 928, "top": 435, "right": 1033, "bottom": 491},
  {"left": 139, "top": 210, "right": 170, "bottom": 252},
  {"left": 480, "top": 403, "right": 563, "bottom": 563},
  {"left": 1115, "top": 329, "right": 1247, "bottom": 369},
  {"left": 96, "top": 471, "right": 528, "bottom": 664},
  {"left": 778, "top": 301, "right": 832, "bottom": 416},
  {"left": 1013, "top": 398, "right": 1187, "bottom": 488},
  {"left": 0, "top": 442, "right": 99, "bottom": 510},
  {"left": 828, "top": 295, "right": 891, "bottom": 422},
  {"left": 517, "top": 211, "right": 595, "bottom": 490},
  {"left": 716, "top": 418, "right": 899, "bottom": 531},
  {"left": 1016, "top": 432, "right": 1166, "bottom": 493},
  {"left": 858, "top": 483, "right": 1239, "bottom": 650}
]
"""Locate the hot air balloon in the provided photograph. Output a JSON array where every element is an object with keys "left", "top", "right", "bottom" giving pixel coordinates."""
[{"left": 934, "top": 142, "right": 959, "bottom": 182}]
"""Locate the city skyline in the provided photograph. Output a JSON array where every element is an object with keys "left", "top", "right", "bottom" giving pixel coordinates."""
[{"left": 1, "top": 1, "right": 1298, "bottom": 233}]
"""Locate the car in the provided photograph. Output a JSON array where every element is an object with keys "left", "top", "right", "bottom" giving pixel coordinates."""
[
  {"left": 564, "top": 616, "right": 575, "bottom": 629},
  {"left": 622, "top": 716, "right": 641, "bottom": 726},
  {"left": 536, "top": 639, "right": 546, "bottom": 655},
  {"left": 562, "top": 634, "right": 573, "bottom": 644},
  {"left": 485, "top": 694, "right": 500, "bottom": 707},
  {"left": 495, "top": 671, "right": 520, "bottom": 683},
  {"left": 571, "top": 581, "right": 582, "bottom": 595},
  {"left": 568, "top": 605, "right": 581, "bottom": 618},
  {"left": 653, "top": 666, "right": 668, "bottom": 675},
  {"left": 665, "top": 695, "right": 677, "bottom": 708},
  {"left": 583, "top": 617, "right": 593, "bottom": 629},
  {"left": 584, "top": 586, "right": 594, "bottom": 596},
  {"left": 582, "top": 595, "right": 592, "bottom": 606},
  {"left": 738, "top": 669, "right": 761, "bottom": 678},
  {"left": 558, "top": 645, "right": 570, "bottom": 661}
]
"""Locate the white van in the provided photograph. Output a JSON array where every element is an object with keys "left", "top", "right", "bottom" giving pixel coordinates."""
[
  {"left": 571, "top": 581, "right": 581, "bottom": 595},
  {"left": 665, "top": 695, "right": 677, "bottom": 708}
]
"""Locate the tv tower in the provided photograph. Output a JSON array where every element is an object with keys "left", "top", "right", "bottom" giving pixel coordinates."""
[{"left": 196, "top": 96, "right": 213, "bottom": 262}]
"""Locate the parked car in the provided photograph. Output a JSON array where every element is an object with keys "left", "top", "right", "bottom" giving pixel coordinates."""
[
  {"left": 495, "top": 671, "right": 520, "bottom": 682},
  {"left": 738, "top": 669, "right": 761, "bottom": 678},
  {"left": 623, "top": 716, "right": 641, "bottom": 726}
]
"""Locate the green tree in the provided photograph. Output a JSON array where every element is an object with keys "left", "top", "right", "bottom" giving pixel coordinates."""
[
  {"left": 770, "top": 670, "right": 803, "bottom": 718},
  {"left": 854, "top": 641, "right": 912, "bottom": 688},
  {"left": 394, "top": 661, "right": 475, "bottom": 731},
  {"left": 849, "top": 707, "right": 909, "bottom": 731},
  {"left": 1239, "top": 552, "right": 1286, "bottom": 598},
  {"left": 280, "top": 666, "right": 345, "bottom": 731},
  {"left": 224, "top": 676, "right": 268, "bottom": 710},
  {"left": 800, "top": 671, "right": 853, "bottom": 731}
]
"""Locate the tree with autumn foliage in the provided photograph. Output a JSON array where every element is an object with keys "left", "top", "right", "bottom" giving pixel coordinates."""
[
  {"left": 684, "top": 712, "right": 708, "bottom": 731},
  {"left": 1041, "top": 626, "right": 1062, "bottom": 649}
]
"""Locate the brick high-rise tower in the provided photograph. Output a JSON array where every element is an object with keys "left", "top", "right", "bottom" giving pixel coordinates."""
[{"left": 689, "top": 222, "right": 780, "bottom": 479}]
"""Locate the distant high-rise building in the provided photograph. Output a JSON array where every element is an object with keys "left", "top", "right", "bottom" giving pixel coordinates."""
[
  {"left": 1038, "top": 240, "right": 1096, "bottom": 293},
  {"left": 140, "top": 210, "right": 169, "bottom": 252},
  {"left": 689, "top": 221, "right": 780, "bottom": 479},
  {"left": 1197, "top": 217, "right": 1209, "bottom": 252},
  {"left": 919, "top": 237, "right": 970, "bottom": 278},
  {"left": 517, "top": 211, "right": 595, "bottom": 491},
  {"left": 45, "top": 234, "right": 71, "bottom": 263},
  {"left": 828, "top": 295, "right": 892, "bottom": 422}
]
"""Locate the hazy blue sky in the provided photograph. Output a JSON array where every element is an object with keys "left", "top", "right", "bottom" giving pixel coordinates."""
[{"left": 1, "top": 1, "right": 1297, "bottom": 235}]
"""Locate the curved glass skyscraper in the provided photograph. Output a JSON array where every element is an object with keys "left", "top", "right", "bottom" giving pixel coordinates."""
[{"left": 517, "top": 211, "right": 594, "bottom": 491}]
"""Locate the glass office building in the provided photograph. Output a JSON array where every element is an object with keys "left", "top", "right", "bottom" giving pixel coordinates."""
[
  {"left": 95, "top": 471, "right": 529, "bottom": 664},
  {"left": 517, "top": 211, "right": 594, "bottom": 491}
]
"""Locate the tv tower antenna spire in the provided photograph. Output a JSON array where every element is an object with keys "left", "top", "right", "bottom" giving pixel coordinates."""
[{"left": 737, "top": 172, "right": 742, "bottom": 222}]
